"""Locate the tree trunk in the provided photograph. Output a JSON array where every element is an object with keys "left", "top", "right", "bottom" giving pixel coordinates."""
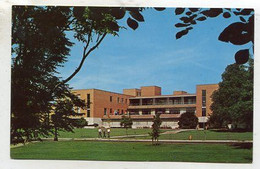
[{"left": 54, "top": 126, "right": 58, "bottom": 141}]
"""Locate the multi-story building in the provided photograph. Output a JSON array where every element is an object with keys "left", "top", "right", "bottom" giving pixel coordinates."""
[
  {"left": 72, "top": 84, "right": 218, "bottom": 128},
  {"left": 72, "top": 89, "right": 131, "bottom": 125}
]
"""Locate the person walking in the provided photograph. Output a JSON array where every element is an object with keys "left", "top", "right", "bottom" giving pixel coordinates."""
[
  {"left": 107, "top": 128, "right": 111, "bottom": 138},
  {"left": 98, "top": 128, "right": 102, "bottom": 138},
  {"left": 102, "top": 127, "right": 106, "bottom": 138}
]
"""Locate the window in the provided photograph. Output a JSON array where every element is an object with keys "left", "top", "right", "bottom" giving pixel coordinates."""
[
  {"left": 110, "top": 96, "right": 112, "bottom": 102},
  {"left": 104, "top": 108, "right": 107, "bottom": 115},
  {"left": 202, "top": 90, "right": 206, "bottom": 107},
  {"left": 87, "top": 110, "right": 90, "bottom": 117},
  {"left": 110, "top": 108, "right": 112, "bottom": 114},
  {"left": 121, "top": 98, "right": 124, "bottom": 103},
  {"left": 87, "top": 94, "right": 90, "bottom": 108},
  {"left": 117, "top": 97, "right": 119, "bottom": 103},
  {"left": 137, "top": 91, "right": 141, "bottom": 96},
  {"left": 202, "top": 108, "right": 206, "bottom": 116},
  {"left": 169, "top": 109, "right": 180, "bottom": 114},
  {"left": 76, "top": 107, "right": 80, "bottom": 113}
]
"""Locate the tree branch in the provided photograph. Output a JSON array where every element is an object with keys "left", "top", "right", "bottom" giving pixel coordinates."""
[{"left": 62, "top": 32, "right": 107, "bottom": 84}]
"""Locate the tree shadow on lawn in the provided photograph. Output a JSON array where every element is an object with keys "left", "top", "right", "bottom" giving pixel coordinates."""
[
  {"left": 211, "top": 128, "right": 252, "bottom": 133},
  {"left": 231, "top": 143, "right": 253, "bottom": 150}
]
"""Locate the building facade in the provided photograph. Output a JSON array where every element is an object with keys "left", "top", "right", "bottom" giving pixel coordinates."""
[
  {"left": 72, "top": 84, "right": 218, "bottom": 128},
  {"left": 72, "top": 89, "right": 131, "bottom": 125}
]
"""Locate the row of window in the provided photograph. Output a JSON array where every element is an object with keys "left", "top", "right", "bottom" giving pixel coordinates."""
[
  {"left": 76, "top": 94, "right": 91, "bottom": 108},
  {"left": 75, "top": 107, "right": 90, "bottom": 117},
  {"left": 104, "top": 108, "right": 126, "bottom": 115},
  {"left": 202, "top": 90, "right": 206, "bottom": 116},
  {"left": 110, "top": 96, "right": 128, "bottom": 104}
]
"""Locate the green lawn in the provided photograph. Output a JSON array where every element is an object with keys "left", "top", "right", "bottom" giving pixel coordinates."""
[
  {"left": 51, "top": 128, "right": 253, "bottom": 141},
  {"left": 11, "top": 141, "right": 252, "bottom": 163},
  {"left": 141, "top": 130, "right": 253, "bottom": 141},
  {"left": 48, "top": 128, "right": 167, "bottom": 138}
]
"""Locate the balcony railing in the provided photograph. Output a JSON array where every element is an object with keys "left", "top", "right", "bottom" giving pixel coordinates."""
[{"left": 129, "top": 101, "right": 196, "bottom": 106}]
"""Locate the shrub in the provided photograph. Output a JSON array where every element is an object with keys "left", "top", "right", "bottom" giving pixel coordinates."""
[
  {"left": 72, "top": 118, "right": 88, "bottom": 128},
  {"left": 178, "top": 112, "right": 198, "bottom": 129}
]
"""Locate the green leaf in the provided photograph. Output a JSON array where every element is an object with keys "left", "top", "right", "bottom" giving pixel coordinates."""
[
  {"left": 175, "top": 8, "right": 185, "bottom": 15},
  {"left": 175, "top": 23, "right": 190, "bottom": 27},
  {"left": 223, "top": 12, "right": 231, "bottom": 18},
  {"left": 189, "top": 8, "right": 199, "bottom": 12},
  {"left": 218, "top": 22, "right": 251, "bottom": 45},
  {"left": 201, "top": 8, "right": 223, "bottom": 18},
  {"left": 154, "top": 8, "right": 166, "bottom": 11},
  {"left": 186, "top": 11, "right": 192, "bottom": 16},
  {"left": 235, "top": 49, "right": 249, "bottom": 64},
  {"left": 127, "top": 17, "right": 138, "bottom": 30},
  {"left": 197, "top": 16, "right": 207, "bottom": 21},
  {"left": 130, "top": 11, "right": 144, "bottom": 22},
  {"left": 107, "top": 21, "right": 119, "bottom": 32},
  {"left": 110, "top": 8, "right": 125, "bottom": 20},
  {"left": 73, "top": 7, "right": 85, "bottom": 18},
  {"left": 240, "top": 16, "right": 246, "bottom": 22},
  {"left": 176, "top": 29, "right": 189, "bottom": 39}
]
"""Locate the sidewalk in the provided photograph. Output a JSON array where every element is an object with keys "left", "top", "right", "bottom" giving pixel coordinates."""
[{"left": 40, "top": 137, "right": 253, "bottom": 144}]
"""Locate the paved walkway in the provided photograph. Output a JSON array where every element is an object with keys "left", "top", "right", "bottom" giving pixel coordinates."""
[{"left": 40, "top": 137, "right": 252, "bottom": 144}]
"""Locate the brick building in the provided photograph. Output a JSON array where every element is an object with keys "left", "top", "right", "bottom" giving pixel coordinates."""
[
  {"left": 72, "top": 89, "right": 131, "bottom": 125},
  {"left": 72, "top": 84, "right": 218, "bottom": 128}
]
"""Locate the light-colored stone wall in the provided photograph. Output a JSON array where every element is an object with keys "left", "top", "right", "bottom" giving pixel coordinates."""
[{"left": 161, "top": 121, "right": 179, "bottom": 129}]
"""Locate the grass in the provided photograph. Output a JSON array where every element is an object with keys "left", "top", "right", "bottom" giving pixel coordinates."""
[
  {"left": 47, "top": 128, "right": 168, "bottom": 138},
  {"left": 140, "top": 130, "right": 253, "bottom": 141},
  {"left": 11, "top": 141, "right": 252, "bottom": 163},
  {"left": 49, "top": 128, "right": 253, "bottom": 141}
]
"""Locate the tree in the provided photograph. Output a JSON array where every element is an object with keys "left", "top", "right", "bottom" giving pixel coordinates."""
[
  {"left": 11, "top": 6, "right": 87, "bottom": 143},
  {"left": 174, "top": 8, "right": 254, "bottom": 64},
  {"left": 120, "top": 115, "right": 133, "bottom": 135},
  {"left": 178, "top": 112, "right": 198, "bottom": 129},
  {"left": 50, "top": 82, "right": 86, "bottom": 141},
  {"left": 149, "top": 113, "right": 162, "bottom": 145},
  {"left": 209, "top": 59, "right": 253, "bottom": 130}
]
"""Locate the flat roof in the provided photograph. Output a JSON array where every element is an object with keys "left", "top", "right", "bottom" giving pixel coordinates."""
[
  {"left": 196, "top": 83, "right": 218, "bottom": 86},
  {"left": 129, "top": 94, "right": 196, "bottom": 99},
  {"left": 72, "top": 88, "right": 132, "bottom": 97},
  {"left": 123, "top": 88, "right": 141, "bottom": 90},
  {"left": 140, "top": 85, "right": 161, "bottom": 88}
]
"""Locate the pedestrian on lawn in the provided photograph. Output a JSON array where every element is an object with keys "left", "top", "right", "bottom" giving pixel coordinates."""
[
  {"left": 107, "top": 128, "right": 111, "bottom": 138},
  {"left": 98, "top": 128, "right": 102, "bottom": 138}
]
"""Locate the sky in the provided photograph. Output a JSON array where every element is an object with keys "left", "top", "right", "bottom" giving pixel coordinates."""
[{"left": 58, "top": 8, "right": 252, "bottom": 95}]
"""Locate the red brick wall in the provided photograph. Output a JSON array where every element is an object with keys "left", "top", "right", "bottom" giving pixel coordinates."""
[
  {"left": 93, "top": 89, "right": 130, "bottom": 118},
  {"left": 196, "top": 84, "right": 219, "bottom": 117},
  {"left": 123, "top": 88, "right": 141, "bottom": 96},
  {"left": 173, "top": 91, "right": 188, "bottom": 95},
  {"left": 141, "top": 86, "right": 161, "bottom": 96},
  {"left": 72, "top": 89, "right": 131, "bottom": 118}
]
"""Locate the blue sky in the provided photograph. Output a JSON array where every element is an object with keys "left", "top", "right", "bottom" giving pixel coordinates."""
[{"left": 58, "top": 8, "right": 252, "bottom": 95}]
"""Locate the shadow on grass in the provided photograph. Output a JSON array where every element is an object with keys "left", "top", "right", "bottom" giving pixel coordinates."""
[
  {"left": 211, "top": 128, "right": 252, "bottom": 133},
  {"left": 231, "top": 143, "right": 253, "bottom": 150},
  {"left": 244, "top": 157, "right": 253, "bottom": 162}
]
